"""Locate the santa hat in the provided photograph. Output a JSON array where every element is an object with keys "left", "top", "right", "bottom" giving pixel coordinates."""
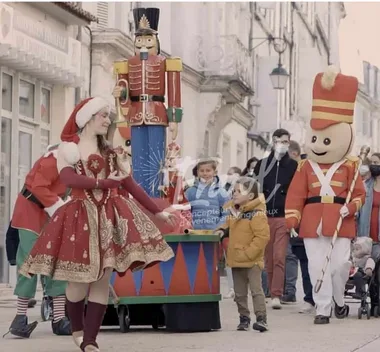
[
  {"left": 310, "top": 65, "right": 359, "bottom": 130},
  {"left": 60, "top": 97, "right": 110, "bottom": 165}
]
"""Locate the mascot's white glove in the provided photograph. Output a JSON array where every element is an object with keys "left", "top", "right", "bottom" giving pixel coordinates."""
[
  {"left": 214, "top": 230, "right": 225, "bottom": 239},
  {"left": 339, "top": 205, "right": 350, "bottom": 219},
  {"left": 44, "top": 197, "right": 65, "bottom": 217},
  {"left": 289, "top": 228, "right": 299, "bottom": 238}
]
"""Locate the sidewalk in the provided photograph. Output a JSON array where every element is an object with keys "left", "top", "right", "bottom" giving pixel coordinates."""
[{"left": 0, "top": 278, "right": 379, "bottom": 351}]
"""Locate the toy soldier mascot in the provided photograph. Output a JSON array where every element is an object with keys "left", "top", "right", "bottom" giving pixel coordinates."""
[
  {"left": 112, "top": 7, "right": 183, "bottom": 197},
  {"left": 285, "top": 66, "right": 366, "bottom": 325},
  {"left": 5, "top": 145, "right": 71, "bottom": 338}
]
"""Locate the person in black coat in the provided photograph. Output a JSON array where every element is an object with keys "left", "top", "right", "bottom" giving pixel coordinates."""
[{"left": 253, "top": 129, "right": 298, "bottom": 309}]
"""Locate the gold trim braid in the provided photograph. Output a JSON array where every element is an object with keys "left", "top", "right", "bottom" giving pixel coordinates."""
[
  {"left": 312, "top": 99, "right": 355, "bottom": 110},
  {"left": 311, "top": 111, "right": 353, "bottom": 123}
]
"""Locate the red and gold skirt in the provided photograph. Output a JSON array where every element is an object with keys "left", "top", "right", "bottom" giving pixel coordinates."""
[{"left": 19, "top": 195, "right": 174, "bottom": 283}]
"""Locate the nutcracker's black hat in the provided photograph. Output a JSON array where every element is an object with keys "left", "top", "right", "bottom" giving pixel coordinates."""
[{"left": 133, "top": 8, "right": 160, "bottom": 35}]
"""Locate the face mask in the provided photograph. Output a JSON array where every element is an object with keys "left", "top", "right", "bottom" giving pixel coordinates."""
[
  {"left": 370, "top": 165, "right": 380, "bottom": 177},
  {"left": 275, "top": 144, "right": 288, "bottom": 155},
  {"left": 359, "top": 165, "right": 370, "bottom": 176}
]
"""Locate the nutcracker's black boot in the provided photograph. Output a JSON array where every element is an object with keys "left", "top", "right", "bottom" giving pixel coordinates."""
[
  {"left": 52, "top": 316, "right": 72, "bottom": 335},
  {"left": 4, "top": 315, "right": 38, "bottom": 338}
]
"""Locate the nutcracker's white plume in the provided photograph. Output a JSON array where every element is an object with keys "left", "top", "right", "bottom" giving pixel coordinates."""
[{"left": 321, "top": 65, "right": 340, "bottom": 90}]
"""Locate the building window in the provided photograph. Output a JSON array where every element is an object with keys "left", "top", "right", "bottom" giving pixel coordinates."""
[
  {"left": 2, "top": 73, "right": 12, "bottom": 112},
  {"left": 0, "top": 117, "right": 11, "bottom": 283},
  {"left": 41, "top": 129, "right": 50, "bottom": 155},
  {"left": 18, "top": 130, "right": 33, "bottom": 192},
  {"left": 19, "top": 80, "right": 35, "bottom": 119},
  {"left": 41, "top": 88, "right": 51, "bottom": 124}
]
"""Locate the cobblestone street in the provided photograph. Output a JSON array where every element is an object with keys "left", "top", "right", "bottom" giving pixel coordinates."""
[{"left": 0, "top": 278, "right": 380, "bottom": 352}]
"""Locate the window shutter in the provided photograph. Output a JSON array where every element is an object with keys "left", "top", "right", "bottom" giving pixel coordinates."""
[{"left": 97, "top": 2, "right": 109, "bottom": 28}]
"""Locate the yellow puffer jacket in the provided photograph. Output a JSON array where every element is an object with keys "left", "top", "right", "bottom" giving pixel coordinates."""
[{"left": 219, "top": 196, "right": 270, "bottom": 269}]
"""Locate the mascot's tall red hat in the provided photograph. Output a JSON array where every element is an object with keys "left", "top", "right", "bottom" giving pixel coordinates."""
[
  {"left": 311, "top": 66, "right": 359, "bottom": 130},
  {"left": 60, "top": 97, "right": 109, "bottom": 165}
]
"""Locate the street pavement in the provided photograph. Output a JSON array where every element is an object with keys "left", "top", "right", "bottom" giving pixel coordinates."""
[{"left": 0, "top": 278, "right": 380, "bottom": 352}]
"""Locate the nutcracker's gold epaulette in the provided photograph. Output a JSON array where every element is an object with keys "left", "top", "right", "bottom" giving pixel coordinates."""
[
  {"left": 166, "top": 57, "right": 183, "bottom": 72},
  {"left": 297, "top": 159, "right": 307, "bottom": 172},
  {"left": 113, "top": 60, "right": 128, "bottom": 75}
]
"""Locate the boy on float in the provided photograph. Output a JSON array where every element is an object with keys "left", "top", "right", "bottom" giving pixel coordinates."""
[{"left": 285, "top": 66, "right": 366, "bottom": 324}]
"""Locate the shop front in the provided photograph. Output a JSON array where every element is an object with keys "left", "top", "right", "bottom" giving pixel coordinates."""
[{"left": 0, "top": 2, "right": 89, "bottom": 285}]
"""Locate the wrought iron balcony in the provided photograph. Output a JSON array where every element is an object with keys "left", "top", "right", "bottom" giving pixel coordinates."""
[{"left": 195, "top": 35, "right": 254, "bottom": 102}]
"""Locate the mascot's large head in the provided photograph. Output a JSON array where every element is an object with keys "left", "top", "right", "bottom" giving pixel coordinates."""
[{"left": 305, "top": 66, "right": 359, "bottom": 164}]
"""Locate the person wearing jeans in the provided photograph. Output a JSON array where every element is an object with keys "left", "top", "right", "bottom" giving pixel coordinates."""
[
  {"left": 253, "top": 129, "right": 298, "bottom": 309},
  {"left": 282, "top": 243, "right": 298, "bottom": 303},
  {"left": 282, "top": 140, "right": 302, "bottom": 304},
  {"left": 290, "top": 235, "right": 315, "bottom": 313}
]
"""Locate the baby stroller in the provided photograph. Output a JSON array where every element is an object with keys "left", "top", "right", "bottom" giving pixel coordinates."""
[
  {"left": 40, "top": 275, "right": 53, "bottom": 321},
  {"left": 345, "top": 260, "right": 380, "bottom": 319}
]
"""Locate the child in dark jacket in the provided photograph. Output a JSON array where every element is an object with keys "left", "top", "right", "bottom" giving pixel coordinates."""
[{"left": 185, "top": 159, "right": 230, "bottom": 230}]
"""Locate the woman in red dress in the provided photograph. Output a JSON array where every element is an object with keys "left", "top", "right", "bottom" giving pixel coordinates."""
[{"left": 20, "top": 97, "right": 175, "bottom": 352}]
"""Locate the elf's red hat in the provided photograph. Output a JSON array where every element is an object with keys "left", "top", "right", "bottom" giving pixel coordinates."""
[{"left": 59, "top": 97, "right": 109, "bottom": 165}]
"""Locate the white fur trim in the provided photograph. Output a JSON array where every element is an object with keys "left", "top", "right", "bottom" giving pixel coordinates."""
[
  {"left": 44, "top": 149, "right": 58, "bottom": 158},
  {"left": 76, "top": 97, "right": 110, "bottom": 128},
  {"left": 321, "top": 65, "right": 340, "bottom": 90},
  {"left": 44, "top": 198, "right": 65, "bottom": 217},
  {"left": 171, "top": 203, "right": 191, "bottom": 211},
  {"left": 59, "top": 142, "right": 81, "bottom": 165}
]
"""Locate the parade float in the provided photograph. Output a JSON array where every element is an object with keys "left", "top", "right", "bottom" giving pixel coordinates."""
[{"left": 103, "top": 7, "right": 222, "bottom": 332}]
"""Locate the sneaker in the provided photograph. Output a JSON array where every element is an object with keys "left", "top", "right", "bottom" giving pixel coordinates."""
[
  {"left": 237, "top": 315, "right": 251, "bottom": 331},
  {"left": 280, "top": 294, "right": 296, "bottom": 304},
  {"left": 334, "top": 303, "right": 349, "bottom": 319},
  {"left": 223, "top": 289, "right": 235, "bottom": 299},
  {"left": 271, "top": 297, "right": 282, "bottom": 310},
  {"left": 252, "top": 316, "right": 268, "bottom": 332},
  {"left": 299, "top": 301, "right": 315, "bottom": 314}
]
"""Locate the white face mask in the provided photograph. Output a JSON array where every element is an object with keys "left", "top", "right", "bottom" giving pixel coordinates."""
[
  {"left": 275, "top": 144, "right": 289, "bottom": 155},
  {"left": 359, "top": 165, "right": 370, "bottom": 176}
]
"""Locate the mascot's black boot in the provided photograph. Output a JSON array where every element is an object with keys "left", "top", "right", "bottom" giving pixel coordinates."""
[
  {"left": 52, "top": 316, "right": 72, "bottom": 336},
  {"left": 5, "top": 315, "right": 38, "bottom": 338}
]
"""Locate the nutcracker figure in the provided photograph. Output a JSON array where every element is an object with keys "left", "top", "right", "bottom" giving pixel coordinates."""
[
  {"left": 285, "top": 66, "right": 366, "bottom": 325},
  {"left": 160, "top": 142, "right": 187, "bottom": 205},
  {"left": 112, "top": 7, "right": 183, "bottom": 197}
]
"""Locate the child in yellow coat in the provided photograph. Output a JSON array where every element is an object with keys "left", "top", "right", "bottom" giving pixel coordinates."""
[{"left": 216, "top": 177, "right": 270, "bottom": 332}]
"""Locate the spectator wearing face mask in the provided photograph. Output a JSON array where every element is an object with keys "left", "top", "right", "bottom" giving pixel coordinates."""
[
  {"left": 253, "top": 129, "right": 298, "bottom": 310},
  {"left": 359, "top": 157, "right": 371, "bottom": 182},
  {"left": 242, "top": 157, "right": 259, "bottom": 176},
  {"left": 283, "top": 141, "right": 315, "bottom": 313},
  {"left": 225, "top": 167, "right": 242, "bottom": 193},
  {"left": 357, "top": 153, "right": 380, "bottom": 243}
]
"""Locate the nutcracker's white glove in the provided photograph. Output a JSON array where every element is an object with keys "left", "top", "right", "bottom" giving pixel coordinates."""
[
  {"left": 290, "top": 228, "right": 299, "bottom": 238},
  {"left": 339, "top": 205, "right": 349, "bottom": 219}
]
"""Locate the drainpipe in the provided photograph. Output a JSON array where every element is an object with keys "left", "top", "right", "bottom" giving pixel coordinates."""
[
  {"left": 327, "top": 2, "right": 331, "bottom": 65},
  {"left": 75, "top": 26, "right": 82, "bottom": 104},
  {"left": 84, "top": 25, "right": 93, "bottom": 97}
]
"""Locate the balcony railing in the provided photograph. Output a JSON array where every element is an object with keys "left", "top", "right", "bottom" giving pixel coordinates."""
[{"left": 195, "top": 35, "right": 254, "bottom": 97}]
